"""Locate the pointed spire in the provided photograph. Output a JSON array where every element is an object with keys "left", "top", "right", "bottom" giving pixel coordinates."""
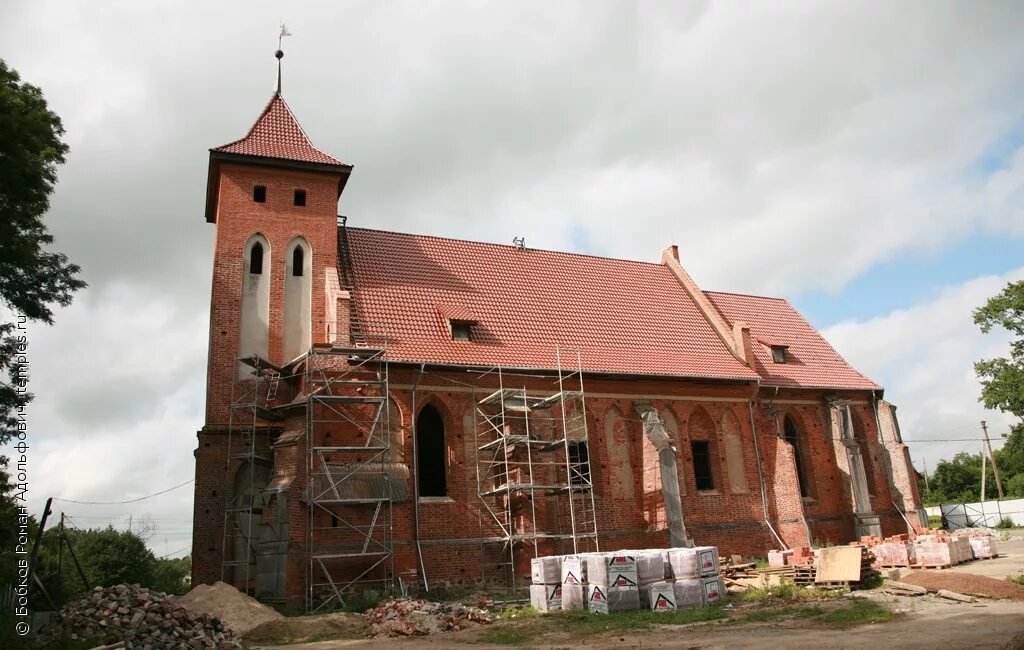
[
  {"left": 212, "top": 93, "right": 346, "bottom": 166},
  {"left": 275, "top": 49, "right": 284, "bottom": 95},
  {"left": 276, "top": 22, "right": 292, "bottom": 95}
]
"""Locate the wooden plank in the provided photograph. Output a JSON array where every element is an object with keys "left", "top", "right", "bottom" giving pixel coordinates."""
[{"left": 815, "top": 546, "right": 862, "bottom": 583}]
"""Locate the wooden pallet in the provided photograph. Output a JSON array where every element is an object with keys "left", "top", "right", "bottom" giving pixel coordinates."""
[{"left": 909, "top": 563, "right": 952, "bottom": 569}]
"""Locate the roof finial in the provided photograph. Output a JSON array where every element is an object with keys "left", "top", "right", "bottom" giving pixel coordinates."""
[{"left": 276, "top": 22, "right": 292, "bottom": 95}]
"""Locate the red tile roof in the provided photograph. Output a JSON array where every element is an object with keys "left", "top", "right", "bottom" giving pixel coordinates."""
[
  {"left": 345, "top": 227, "right": 878, "bottom": 390},
  {"left": 705, "top": 291, "right": 879, "bottom": 390},
  {"left": 213, "top": 93, "right": 347, "bottom": 166},
  {"left": 346, "top": 228, "right": 758, "bottom": 380}
]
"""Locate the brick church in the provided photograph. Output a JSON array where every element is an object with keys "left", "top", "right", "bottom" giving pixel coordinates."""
[{"left": 191, "top": 59, "right": 924, "bottom": 611}]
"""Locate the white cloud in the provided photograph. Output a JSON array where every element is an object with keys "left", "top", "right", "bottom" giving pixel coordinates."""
[
  {"left": 824, "top": 268, "right": 1024, "bottom": 472},
  {"left": 21, "top": 284, "right": 205, "bottom": 556}
]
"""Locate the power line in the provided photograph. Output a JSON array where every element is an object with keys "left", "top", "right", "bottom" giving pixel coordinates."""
[
  {"left": 53, "top": 479, "right": 194, "bottom": 505},
  {"left": 157, "top": 545, "right": 191, "bottom": 559}
]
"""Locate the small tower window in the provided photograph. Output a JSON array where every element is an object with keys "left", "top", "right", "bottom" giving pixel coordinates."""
[
  {"left": 450, "top": 320, "right": 472, "bottom": 341},
  {"left": 292, "top": 246, "right": 304, "bottom": 277},
  {"left": 249, "top": 242, "right": 264, "bottom": 274},
  {"left": 770, "top": 345, "right": 788, "bottom": 363},
  {"left": 253, "top": 186, "right": 266, "bottom": 203},
  {"left": 293, "top": 189, "right": 306, "bottom": 206}
]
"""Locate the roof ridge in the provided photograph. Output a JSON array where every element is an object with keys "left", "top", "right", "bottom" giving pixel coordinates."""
[
  {"left": 344, "top": 225, "right": 666, "bottom": 268},
  {"left": 705, "top": 289, "right": 787, "bottom": 302}
]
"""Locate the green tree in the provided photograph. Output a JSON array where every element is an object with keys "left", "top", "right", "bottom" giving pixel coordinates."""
[
  {"left": 0, "top": 59, "right": 85, "bottom": 604},
  {"left": 1007, "top": 473, "right": 1024, "bottom": 499},
  {"left": 974, "top": 280, "right": 1024, "bottom": 419},
  {"left": 150, "top": 556, "right": 192, "bottom": 596},
  {"left": 73, "top": 526, "right": 155, "bottom": 589}
]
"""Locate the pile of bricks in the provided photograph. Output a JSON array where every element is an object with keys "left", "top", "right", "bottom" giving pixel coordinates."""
[
  {"left": 531, "top": 546, "right": 724, "bottom": 614},
  {"left": 857, "top": 530, "right": 998, "bottom": 568},
  {"left": 364, "top": 598, "right": 493, "bottom": 638},
  {"left": 40, "top": 584, "right": 239, "bottom": 649}
]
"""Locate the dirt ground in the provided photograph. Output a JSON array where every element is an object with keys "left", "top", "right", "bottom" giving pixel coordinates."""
[{"left": 254, "top": 536, "right": 1024, "bottom": 650}]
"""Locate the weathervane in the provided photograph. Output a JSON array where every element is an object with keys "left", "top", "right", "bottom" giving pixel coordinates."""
[{"left": 275, "top": 22, "right": 292, "bottom": 94}]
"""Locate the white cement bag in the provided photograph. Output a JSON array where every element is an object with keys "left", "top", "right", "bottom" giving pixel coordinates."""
[
  {"left": 531, "top": 556, "right": 562, "bottom": 585},
  {"left": 584, "top": 554, "right": 639, "bottom": 587},
  {"left": 586, "top": 584, "right": 641, "bottom": 614},
  {"left": 561, "top": 583, "right": 585, "bottom": 611},
  {"left": 635, "top": 551, "right": 667, "bottom": 584},
  {"left": 562, "top": 555, "right": 585, "bottom": 586},
  {"left": 701, "top": 575, "right": 724, "bottom": 604},
  {"left": 694, "top": 546, "right": 720, "bottom": 577},
  {"left": 667, "top": 548, "right": 700, "bottom": 579},
  {"left": 529, "top": 583, "right": 562, "bottom": 612},
  {"left": 673, "top": 578, "right": 703, "bottom": 609},
  {"left": 640, "top": 581, "right": 677, "bottom": 611}
]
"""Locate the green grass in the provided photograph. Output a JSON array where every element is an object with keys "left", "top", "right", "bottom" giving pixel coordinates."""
[
  {"left": 995, "top": 516, "right": 1016, "bottom": 529},
  {"left": 476, "top": 598, "right": 897, "bottom": 644},
  {"left": 814, "top": 599, "right": 898, "bottom": 626},
  {"left": 730, "top": 605, "right": 825, "bottom": 623},
  {"left": 1006, "top": 574, "right": 1024, "bottom": 586},
  {"left": 736, "top": 581, "right": 845, "bottom": 603},
  {"left": 477, "top": 627, "right": 539, "bottom": 645}
]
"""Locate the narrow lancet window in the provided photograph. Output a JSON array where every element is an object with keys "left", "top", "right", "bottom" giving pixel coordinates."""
[{"left": 249, "top": 242, "right": 264, "bottom": 274}]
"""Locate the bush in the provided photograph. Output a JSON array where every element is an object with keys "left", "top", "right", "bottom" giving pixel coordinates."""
[
  {"left": 927, "top": 515, "right": 943, "bottom": 529},
  {"left": 994, "top": 516, "right": 1016, "bottom": 529}
]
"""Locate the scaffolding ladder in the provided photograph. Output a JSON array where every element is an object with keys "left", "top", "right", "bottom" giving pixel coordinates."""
[
  {"left": 301, "top": 332, "right": 394, "bottom": 612},
  {"left": 473, "top": 347, "right": 599, "bottom": 590},
  {"left": 221, "top": 355, "right": 281, "bottom": 592}
]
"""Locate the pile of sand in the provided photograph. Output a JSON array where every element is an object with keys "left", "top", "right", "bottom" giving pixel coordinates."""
[{"left": 177, "top": 582, "right": 284, "bottom": 637}]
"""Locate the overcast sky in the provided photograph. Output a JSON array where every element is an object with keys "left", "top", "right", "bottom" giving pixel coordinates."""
[{"left": 3, "top": 1, "right": 1023, "bottom": 557}]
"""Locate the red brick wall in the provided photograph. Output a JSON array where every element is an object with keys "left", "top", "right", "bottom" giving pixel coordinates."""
[{"left": 205, "top": 162, "right": 342, "bottom": 426}]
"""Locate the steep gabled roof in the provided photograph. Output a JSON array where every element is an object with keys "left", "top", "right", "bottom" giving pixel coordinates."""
[
  {"left": 205, "top": 92, "right": 352, "bottom": 223},
  {"left": 345, "top": 227, "right": 760, "bottom": 381},
  {"left": 705, "top": 291, "right": 879, "bottom": 390},
  {"left": 213, "top": 92, "right": 347, "bottom": 166}
]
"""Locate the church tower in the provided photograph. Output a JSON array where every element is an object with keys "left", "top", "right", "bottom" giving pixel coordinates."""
[
  {"left": 202, "top": 52, "right": 352, "bottom": 426},
  {"left": 193, "top": 50, "right": 352, "bottom": 598}
]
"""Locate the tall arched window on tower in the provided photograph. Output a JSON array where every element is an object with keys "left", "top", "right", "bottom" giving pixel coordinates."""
[
  {"left": 283, "top": 237, "right": 312, "bottom": 360},
  {"left": 783, "top": 414, "right": 811, "bottom": 498},
  {"left": 249, "top": 242, "right": 264, "bottom": 274},
  {"left": 416, "top": 404, "right": 447, "bottom": 497},
  {"left": 239, "top": 234, "right": 270, "bottom": 376}
]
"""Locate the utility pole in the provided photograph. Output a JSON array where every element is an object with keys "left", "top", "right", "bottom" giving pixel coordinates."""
[
  {"left": 57, "top": 513, "right": 64, "bottom": 606},
  {"left": 980, "top": 447, "right": 987, "bottom": 502},
  {"left": 981, "top": 421, "right": 1005, "bottom": 500}
]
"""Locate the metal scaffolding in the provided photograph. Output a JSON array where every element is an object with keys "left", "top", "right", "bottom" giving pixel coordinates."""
[
  {"left": 221, "top": 355, "right": 281, "bottom": 592},
  {"left": 473, "top": 347, "right": 599, "bottom": 589},
  {"left": 297, "top": 333, "right": 396, "bottom": 612}
]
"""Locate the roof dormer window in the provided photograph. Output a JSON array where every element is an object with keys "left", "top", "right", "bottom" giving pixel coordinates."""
[
  {"left": 770, "top": 345, "right": 788, "bottom": 363},
  {"left": 450, "top": 320, "right": 472, "bottom": 341}
]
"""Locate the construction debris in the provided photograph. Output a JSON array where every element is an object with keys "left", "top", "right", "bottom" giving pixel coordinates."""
[
  {"left": 365, "top": 598, "right": 493, "bottom": 637},
  {"left": 40, "top": 583, "right": 239, "bottom": 649},
  {"left": 936, "top": 589, "right": 976, "bottom": 603}
]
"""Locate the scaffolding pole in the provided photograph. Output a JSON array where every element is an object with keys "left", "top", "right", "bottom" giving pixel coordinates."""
[
  {"left": 303, "top": 326, "right": 395, "bottom": 612},
  {"left": 221, "top": 355, "right": 280, "bottom": 593},
  {"left": 473, "top": 347, "right": 599, "bottom": 590}
]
